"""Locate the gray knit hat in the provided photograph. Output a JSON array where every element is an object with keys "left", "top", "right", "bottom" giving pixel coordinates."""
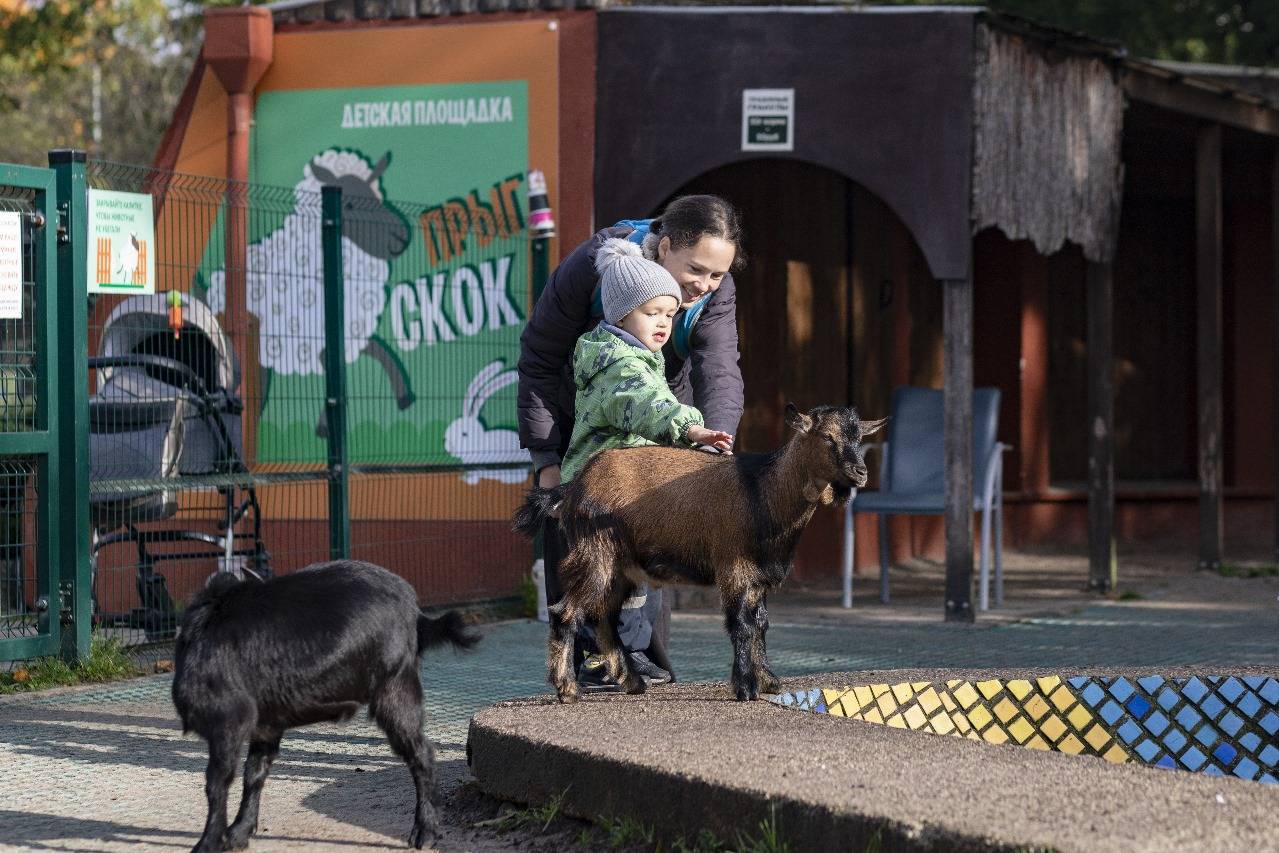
[{"left": 595, "top": 238, "right": 683, "bottom": 325}]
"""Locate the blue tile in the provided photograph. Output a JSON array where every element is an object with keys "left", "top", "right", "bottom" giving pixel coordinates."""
[
  {"left": 1126, "top": 695, "right": 1152, "bottom": 719},
  {"left": 1218, "top": 712, "right": 1243, "bottom": 737},
  {"left": 1195, "top": 725, "right": 1219, "bottom": 748},
  {"left": 1135, "top": 739, "right": 1161, "bottom": 762},
  {"left": 1156, "top": 755, "right": 1177, "bottom": 769},
  {"left": 779, "top": 694, "right": 794, "bottom": 706},
  {"left": 1183, "top": 677, "right": 1209, "bottom": 703},
  {"left": 1181, "top": 746, "right": 1207, "bottom": 770},
  {"left": 1176, "top": 706, "right": 1203, "bottom": 730},
  {"left": 1260, "top": 712, "right": 1279, "bottom": 735},
  {"left": 1206, "top": 676, "right": 1222, "bottom": 685},
  {"left": 1218, "top": 677, "right": 1244, "bottom": 703},
  {"left": 1138, "top": 675, "right": 1165, "bottom": 693},
  {"left": 1157, "top": 688, "right": 1180, "bottom": 711},
  {"left": 1239, "top": 692, "right": 1263, "bottom": 719},
  {"left": 1144, "top": 711, "right": 1169, "bottom": 736},
  {"left": 1240, "top": 732, "right": 1261, "bottom": 752},
  {"left": 1203, "top": 765, "right": 1225, "bottom": 777},
  {"left": 1259, "top": 679, "right": 1279, "bottom": 705},
  {"left": 1260, "top": 745, "right": 1279, "bottom": 768},
  {"left": 815, "top": 703, "right": 827, "bottom": 714},
  {"left": 1081, "top": 683, "right": 1106, "bottom": 707},
  {"left": 1068, "top": 676, "right": 1089, "bottom": 689},
  {"left": 1213, "top": 742, "right": 1238, "bottom": 765},
  {"left": 809, "top": 689, "right": 822, "bottom": 704},
  {"left": 1109, "top": 677, "right": 1135, "bottom": 702},
  {"left": 1118, "top": 720, "right": 1142, "bottom": 744},
  {"left": 1164, "top": 728, "right": 1187, "bottom": 753},
  {"left": 1234, "top": 758, "right": 1259, "bottom": 780},
  {"left": 1200, "top": 694, "right": 1225, "bottom": 719},
  {"left": 1100, "top": 699, "right": 1124, "bottom": 725},
  {"left": 1261, "top": 773, "right": 1277, "bottom": 785}
]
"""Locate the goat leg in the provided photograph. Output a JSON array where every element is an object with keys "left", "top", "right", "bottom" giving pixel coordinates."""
[
  {"left": 724, "top": 593, "right": 760, "bottom": 701},
  {"left": 375, "top": 668, "right": 439, "bottom": 849},
  {"left": 596, "top": 582, "right": 646, "bottom": 695},
  {"left": 750, "top": 595, "right": 782, "bottom": 694},
  {"left": 193, "top": 726, "right": 247, "bottom": 853},
  {"left": 224, "top": 733, "right": 282, "bottom": 849},
  {"left": 547, "top": 600, "right": 581, "bottom": 703}
]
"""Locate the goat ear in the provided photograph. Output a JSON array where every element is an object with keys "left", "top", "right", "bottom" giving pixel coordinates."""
[
  {"left": 859, "top": 417, "right": 887, "bottom": 439},
  {"left": 784, "top": 402, "right": 812, "bottom": 433}
]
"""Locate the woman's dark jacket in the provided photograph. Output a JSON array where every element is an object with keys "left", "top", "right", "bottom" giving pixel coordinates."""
[{"left": 517, "top": 225, "right": 745, "bottom": 472}]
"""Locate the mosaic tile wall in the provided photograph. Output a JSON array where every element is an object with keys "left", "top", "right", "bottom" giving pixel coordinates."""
[{"left": 774, "top": 675, "right": 1279, "bottom": 784}]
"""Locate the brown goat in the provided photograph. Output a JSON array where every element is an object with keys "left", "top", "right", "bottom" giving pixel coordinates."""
[{"left": 513, "top": 404, "right": 883, "bottom": 703}]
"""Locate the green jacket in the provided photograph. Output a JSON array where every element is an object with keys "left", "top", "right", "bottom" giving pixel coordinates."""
[{"left": 560, "top": 324, "right": 705, "bottom": 481}]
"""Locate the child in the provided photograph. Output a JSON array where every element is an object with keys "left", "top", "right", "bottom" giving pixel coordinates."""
[
  {"left": 560, "top": 237, "right": 733, "bottom": 482},
  {"left": 558, "top": 237, "right": 733, "bottom": 689}
]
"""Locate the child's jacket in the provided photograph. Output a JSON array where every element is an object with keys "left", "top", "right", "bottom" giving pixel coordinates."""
[{"left": 560, "top": 324, "right": 704, "bottom": 481}]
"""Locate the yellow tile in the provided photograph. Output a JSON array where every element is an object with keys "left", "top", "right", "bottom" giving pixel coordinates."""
[
  {"left": 827, "top": 699, "right": 846, "bottom": 717},
  {"left": 911, "top": 681, "right": 930, "bottom": 691},
  {"left": 892, "top": 682, "right": 915, "bottom": 704},
  {"left": 1007, "top": 716, "right": 1034, "bottom": 744},
  {"left": 953, "top": 713, "right": 972, "bottom": 734},
  {"left": 946, "top": 678, "right": 963, "bottom": 689},
  {"left": 952, "top": 682, "right": 979, "bottom": 709},
  {"left": 1040, "top": 714, "right": 1067, "bottom": 742},
  {"left": 823, "top": 689, "right": 848, "bottom": 708},
  {"left": 967, "top": 705, "right": 994, "bottom": 731},
  {"left": 1067, "top": 704, "right": 1094, "bottom": 732},
  {"left": 1037, "top": 675, "right": 1061, "bottom": 694},
  {"left": 1084, "top": 724, "right": 1111, "bottom": 752},
  {"left": 854, "top": 685, "right": 875, "bottom": 708},
  {"left": 863, "top": 707, "right": 884, "bottom": 724},
  {"left": 903, "top": 704, "right": 928, "bottom": 730},
  {"left": 930, "top": 712, "right": 955, "bottom": 735},
  {"left": 917, "top": 688, "right": 942, "bottom": 715},
  {"left": 877, "top": 694, "right": 898, "bottom": 716},
  {"left": 983, "top": 725, "right": 1009, "bottom": 745},
  {"left": 886, "top": 713, "right": 907, "bottom": 729},
  {"left": 1052, "top": 686, "right": 1077, "bottom": 713},
  {"left": 1103, "top": 744, "right": 1129, "bottom": 765},
  {"left": 941, "top": 692, "right": 958, "bottom": 712},
  {"left": 1023, "top": 695, "right": 1051, "bottom": 721},
  {"left": 1025, "top": 734, "right": 1051, "bottom": 751},
  {"left": 994, "top": 698, "right": 1019, "bottom": 723},
  {"left": 870, "top": 683, "right": 890, "bottom": 698},
  {"left": 977, "top": 679, "right": 1003, "bottom": 700},
  {"left": 1058, "top": 734, "right": 1085, "bottom": 755},
  {"left": 1007, "top": 680, "right": 1032, "bottom": 700},
  {"left": 966, "top": 730, "right": 982, "bottom": 741}
]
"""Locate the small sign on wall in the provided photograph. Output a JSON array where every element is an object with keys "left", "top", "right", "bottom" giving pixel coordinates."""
[
  {"left": 87, "top": 189, "right": 155, "bottom": 295},
  {"left": 742, "top": 89, "right": 794, "bottom": 152},
  {"left": 0, "top": 212, "right": 21, "bottom": 319}
]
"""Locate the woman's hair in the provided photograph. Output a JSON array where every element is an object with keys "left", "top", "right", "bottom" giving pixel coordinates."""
[{"left": 651, "top": 194, "right": 745, "bottom": 271}]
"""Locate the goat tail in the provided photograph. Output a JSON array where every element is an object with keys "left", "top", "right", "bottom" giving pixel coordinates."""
[
  {"left": 512, "top": 485, "right": 564, "bottom": 538},
  {"left": 417, "top": 610, "right": 481, "bottom": 653}
]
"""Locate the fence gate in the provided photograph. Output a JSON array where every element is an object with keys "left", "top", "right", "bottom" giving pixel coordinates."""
[{"left": 0, "top": 152, "right": 89, "bottom": 663}]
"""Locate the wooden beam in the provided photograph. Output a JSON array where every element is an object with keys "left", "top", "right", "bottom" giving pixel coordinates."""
[
  {"left": 1123, "top": 67, "right": 1279, "bottom": 138},
  {"left": 1197, "top": 123, "right": 1224, "bottom": 572},
  {"left": 1086, "top": 260, "right": 1116, "bottom": 592},
  {"left": 1020, "top": 243, "right": 1050, "bottom": 494},
  {"left": 943, "top": 276, "right": 974, "bottom": 622}
]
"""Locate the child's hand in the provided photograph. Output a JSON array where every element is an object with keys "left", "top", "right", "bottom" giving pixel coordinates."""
[{"left": 686, "top": 425, "right": 734, "bottom": 454}]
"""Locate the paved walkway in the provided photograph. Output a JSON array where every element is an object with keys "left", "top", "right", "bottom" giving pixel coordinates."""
[{"left": 1, "top": 550, "right": 1277, "bottom": 851}]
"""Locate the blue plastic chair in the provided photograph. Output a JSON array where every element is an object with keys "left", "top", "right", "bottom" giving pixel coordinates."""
[{"left": 841, "top": 387, "right": 1009, "bottom": 609}]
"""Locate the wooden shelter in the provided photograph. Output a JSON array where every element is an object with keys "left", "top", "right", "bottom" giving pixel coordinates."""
[{"left": 158, "top": 2, "right": 1279, "bottom": 618}]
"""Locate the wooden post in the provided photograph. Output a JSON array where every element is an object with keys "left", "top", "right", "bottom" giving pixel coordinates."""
[
  {"left": 943, "top": 276, "right": 974, "bottom": 622},
  {"left": 1087, "top": 260, "right": 1117, "bottom": 591},
  {"left": 1273, "top": 148, "right": 1279, "bottom": 565},
  {"left": 1196, "top": 123, "right": 1224, "bottom": 572}
]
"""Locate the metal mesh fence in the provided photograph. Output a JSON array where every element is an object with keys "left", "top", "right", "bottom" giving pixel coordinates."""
[{"left": 84, "top": 160, "right": 533, "bottom": 644}]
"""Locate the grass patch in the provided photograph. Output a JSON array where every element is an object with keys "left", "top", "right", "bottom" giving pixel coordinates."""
[
  {"left": 473, "top": 787, "right": 568, "bottom": 834},
  {"left": 1, "top": 635, "right": 137, "bottom": 694},
  {"left": 1116, "top": 589, "right": 1143, "bottom": 601},
  {"left": 1219, "top": 563, "right": 1279, "bottom": 579},
  {"left": 517, "top": 573, "right": 539, "bottom": 619}
]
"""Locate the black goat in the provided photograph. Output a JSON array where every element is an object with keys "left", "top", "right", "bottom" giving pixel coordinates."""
[
  {"left": 514, "top": 404, "right": 882, "bottom": 704},
  {"left": 172, "top": 559, "right": 479, "bottom": 852}
]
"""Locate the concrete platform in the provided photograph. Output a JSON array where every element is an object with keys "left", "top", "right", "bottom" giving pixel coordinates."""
[{"left": 467, "top": 667, "right": 1279, "bottom": 852}]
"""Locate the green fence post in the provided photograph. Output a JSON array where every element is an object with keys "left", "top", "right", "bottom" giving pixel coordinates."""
[
  {"left": 321, "top": 186, "right": 350, "bottom": 560},
  {"left": 527, "top": 171, "right": 554, "bottom": 568},
  {"left": 49, "top": 149, "right": 90, "bottom": 663}
]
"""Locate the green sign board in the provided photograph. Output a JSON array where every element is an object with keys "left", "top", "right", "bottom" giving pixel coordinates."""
[
  {"left": 88, "top": 189, "right": 156, "bottom": 294},
  {"left": 198, "top": 81, "right": 530, "bottom": 474}
]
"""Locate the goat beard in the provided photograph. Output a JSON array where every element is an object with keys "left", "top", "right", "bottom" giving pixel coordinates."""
[{"left": 803, "top": 479, "right": 849, "bottom": 505}]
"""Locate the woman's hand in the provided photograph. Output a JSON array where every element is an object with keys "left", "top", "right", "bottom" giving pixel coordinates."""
[{"left": 686, "top": 426, "right": 734, "bottom": 454}]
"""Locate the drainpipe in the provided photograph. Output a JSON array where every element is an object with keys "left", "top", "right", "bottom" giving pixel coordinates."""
[{"left": 203, "top": 6, "right": 273, "bottom": 462}]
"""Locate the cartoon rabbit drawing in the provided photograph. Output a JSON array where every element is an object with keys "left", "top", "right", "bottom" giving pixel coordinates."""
[{"left": 445, "top": 360, "right": 530, "bottom": 484}]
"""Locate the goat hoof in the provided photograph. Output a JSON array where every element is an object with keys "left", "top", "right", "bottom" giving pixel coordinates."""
[
  {"left": 557, "top": 688, "right": 580, "bottom": 704},
  {"left": 756, "top": 670, "right": 782, "bottom": 694},
  {"left": 409, "top": 821, "right": 438, "bottom": 849}
]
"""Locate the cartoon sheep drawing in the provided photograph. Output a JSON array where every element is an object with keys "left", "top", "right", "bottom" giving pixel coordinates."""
[
  {"left": 114, "top": 233, "right": 140, "bottom": 283},
  {"left": 446, "top": 360, "right": 530, "bottom": 484},
  {"left": 207, "top": 149, "right": 413, "bottom": 434}
]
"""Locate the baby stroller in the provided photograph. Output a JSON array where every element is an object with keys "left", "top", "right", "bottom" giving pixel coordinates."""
[{"left": 89, "top": 292, "right": 269, "bottom": 639}]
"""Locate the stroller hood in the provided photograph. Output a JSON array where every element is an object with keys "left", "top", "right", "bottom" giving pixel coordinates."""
[{"left": 99, "top": 293, "right": 239, "bottom": 395}]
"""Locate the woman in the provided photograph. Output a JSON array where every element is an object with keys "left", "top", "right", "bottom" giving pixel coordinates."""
[{"left": 517, "top": 194, "right": 745, "bottom": 688}]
